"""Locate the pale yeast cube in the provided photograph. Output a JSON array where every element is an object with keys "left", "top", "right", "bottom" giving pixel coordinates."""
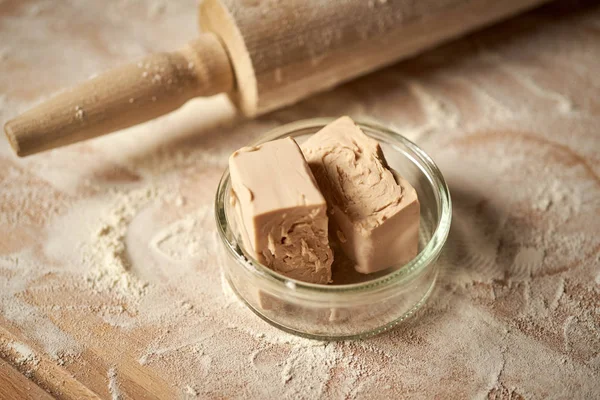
[{"left": 229, "top": 137, "right": 333, "bottom": 284}]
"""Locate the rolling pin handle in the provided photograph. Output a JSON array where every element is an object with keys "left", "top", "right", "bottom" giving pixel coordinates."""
[{"left": 3, "top": 32, "right": 234, "bottom": 157}]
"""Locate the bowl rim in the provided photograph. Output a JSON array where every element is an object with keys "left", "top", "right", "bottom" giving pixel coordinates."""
[{"left": 214, "top": 117, "right": 452, "bottom": 294}]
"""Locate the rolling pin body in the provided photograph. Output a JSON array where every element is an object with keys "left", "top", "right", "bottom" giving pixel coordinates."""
[
  {"left": 6, "top": 0, "right": 549, "bottom": 156},
  {"left": 201, "top": 0, "right": 548, "bottom": 116}
]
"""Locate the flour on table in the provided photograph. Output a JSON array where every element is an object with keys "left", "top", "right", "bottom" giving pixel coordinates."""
[
  {"left": 84, "top": 187, "right": 158, "bottom": 300},
  {"left": 0, "top": 0, "right": 599, "bottom": 398},
  {"left": 6, "top": 341, "right": 40, "bottom": 366},
  {"left": 107, "top": 367, "right": 122, "bottom": 400}
]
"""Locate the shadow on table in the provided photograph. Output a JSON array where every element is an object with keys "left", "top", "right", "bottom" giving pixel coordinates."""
[{"left": 381, "top": 179, "right": 524, "bottom": 337}]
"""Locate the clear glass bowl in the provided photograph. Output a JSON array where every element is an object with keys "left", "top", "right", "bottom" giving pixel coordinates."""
[{"left": 214, "top": 118, "right": 451, "bottom": 339}]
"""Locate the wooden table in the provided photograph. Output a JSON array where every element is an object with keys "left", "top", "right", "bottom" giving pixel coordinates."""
[{"left": 1, "top": 1, "right": 599, "bottom": 398}]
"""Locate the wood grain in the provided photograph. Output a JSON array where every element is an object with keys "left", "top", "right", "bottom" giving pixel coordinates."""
[
  {"left": 0, "top": 359, "right": 53, "bottom": 400},
  {"left": 0, "top": 324, "right": 100, "bottom": 399}
]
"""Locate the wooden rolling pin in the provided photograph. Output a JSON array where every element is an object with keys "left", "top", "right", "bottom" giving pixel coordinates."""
[{"left": 4, "top": 0, "right": 549, "bottom": 156}]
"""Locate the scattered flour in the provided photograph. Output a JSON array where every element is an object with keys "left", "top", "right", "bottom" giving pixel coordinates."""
[
  {"left": 107, "top": 367, "right": 122, "bottom": 400},
  {"left": 0, "top": 0, "right": 598, "bottom": 399},
  {"left": 184, "top": 385, "right": 199, "bottom": 397},
  {"left": 74, "top": 105, "right": 85, "bottom": 121},
  {"left": 148, "top": 206, "right": 212, "bottom": 261},
  {"left": 84, "top": 187, "right": 158, "bottom": 300},
  {"left": 7, "top": 342, "right": 40, "bottom": 366}
]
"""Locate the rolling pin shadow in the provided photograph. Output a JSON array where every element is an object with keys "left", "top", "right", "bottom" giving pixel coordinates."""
[{"left": 4, "top": 0, "right": 550, "bottom": 157}]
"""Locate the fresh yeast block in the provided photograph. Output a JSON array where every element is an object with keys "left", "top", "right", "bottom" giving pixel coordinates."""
[
  {"left": 229, "top": 137, "right": 333, "bottom": 284},
  {"left": 301, "top": 117, "right": 420, "bottom": 274}
]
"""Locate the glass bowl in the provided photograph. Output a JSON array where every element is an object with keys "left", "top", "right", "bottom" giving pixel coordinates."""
[{"left": 214, "top": 118, "right": 451, "bottom": 340}]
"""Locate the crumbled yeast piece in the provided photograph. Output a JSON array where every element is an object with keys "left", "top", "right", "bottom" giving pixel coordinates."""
[{"left": 302, "top": 116, "right": 420, "bottom": 273}]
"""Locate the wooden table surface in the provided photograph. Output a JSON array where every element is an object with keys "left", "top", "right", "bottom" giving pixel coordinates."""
[{"left": 1, "top": 1, "right": 599, "bottom": 399}]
